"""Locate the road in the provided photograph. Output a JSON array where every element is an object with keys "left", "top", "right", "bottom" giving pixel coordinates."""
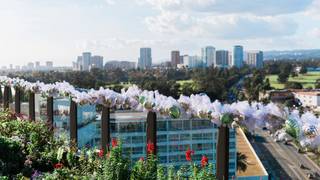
[{"left": 251, "top": 129, "right": 320, "bottom": 180}]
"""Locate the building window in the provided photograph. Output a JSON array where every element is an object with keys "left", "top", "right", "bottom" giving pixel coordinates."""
[
  {"left": 169, "top": 134, "right": 179, "bottom": 141},
  {"left": 157, "top": 121, "right": 167, "bottom": 131},
  {"left": 157, "top": 134, "right": 167, "bottom": 142},
  {"left": 180, "top": 134, "right": 190, "bottom": 141}
]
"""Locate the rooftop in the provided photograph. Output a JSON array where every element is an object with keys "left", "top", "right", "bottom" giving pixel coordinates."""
[
  {"left": 236, "top": 128, "right": 268, "bottom": 178},
  {"left": 293, "top": 91, "right": 320, "bottom": 96}
]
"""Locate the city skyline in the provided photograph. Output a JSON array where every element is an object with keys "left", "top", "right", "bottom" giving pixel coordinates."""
[{"left": 1, "top": 0, "right": 320, "bottom": 66}]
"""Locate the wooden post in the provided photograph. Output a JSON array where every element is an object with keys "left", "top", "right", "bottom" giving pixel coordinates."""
[
  {"left": 0, "top": 85, "right": 2, "bottom": 104},
  {"left": 14, "top": 87, "right": 21, "bottom": 114},
  {"left": 70, "top": 100, "right": 78, "bottom": 147},
  {"left": 47, "top": 97, "right": 54, "bottom": 130},
  {"left": 29, "top": 92, "right": 35, "bottom": 121},
  {"left": 216, "top": 125, "right": 230, "bottom": 180},
  {"left": 3, "top": 86, "right": 10, "bottom": 110},
  {"left": 9, "top": 87, "right": 13, "bottom": 103},
  {"left": 146, "top": 111, "right": 157, "bottom": 155},
  {"left": 101, "top": 106, "right": 110, "bottom": 151}
]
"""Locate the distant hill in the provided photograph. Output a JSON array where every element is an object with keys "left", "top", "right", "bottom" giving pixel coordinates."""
[{"left": 264, "top": 49, "right": 320, "bottom": 60}]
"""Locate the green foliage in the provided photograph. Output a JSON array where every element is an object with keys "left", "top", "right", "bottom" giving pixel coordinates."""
[
  {"left": 315, "top": 79, "right": 320, "bottom": 89},
  {"left": 130, "top": 155, "right": 157, "bottom": 180},
  {"left": 0, "top": 136, "right": 24, "bottom": 176},
  {"left": 99, "top": 142, "right": 131, "bottom": 180},
  {"left": 284, "top": 82, "right": 303, "bottom": 89},
  {"left": 300, "top": 65, "right": 307, "bottom": 74},
  {"left": 0, "top": 111, "right": 65, "bottom": 177},
  {"left": 0, "top": 111, "right": 217, "bottom": 179},
  {"left": 243, "top": 70, "right": 270, "bottom": 101},
  {"left": 167, "top": 164, "right": 216, "bottom": 180},
  {"left": 277, "top": 72, "right": 289, "bottom": 83}
]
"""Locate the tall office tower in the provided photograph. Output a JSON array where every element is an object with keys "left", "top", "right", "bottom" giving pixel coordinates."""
[
  {"left": 35, "top": 61, "right": 40, "bottom": 70},
  {"left": 46, "top": 61, "right": 53, "bottom": 69},
  {"left": 201, "top": 46, "right": 216, "bottom": 67},
  {"left": 76, "top": 56, "right": 82, "bottom": 70},
  {"left": 228, "top": 51, "right": 233, "bottom": 67},
  {"left": 82, "top": 52, "right": 92, "bottom": 71},
  {"left": 246, "top": 51, "right": 264, "bottom": 69},
  {"left": 90, "top": 56, "right": 104, "bottom": 69},
  {"left": 216, "top": 50, "right": 229, "bottom": 68},
  {"left": 233, "top": 45, "right": 244, "bottom": 68},
  {"left": 138, "top": 48, "right": 152, "bottom": 69},
  {"left": 27, "top": 62, "right": 34, "bottom": 70},
  {"left": 179, "top": 55, "right": 184, "bottom": 64},
  {"left": 15, "top": 65, "right": 20, "bottom": 71},
  {"left": 171, "top": 51, "right": 180, "bottom": 68}
]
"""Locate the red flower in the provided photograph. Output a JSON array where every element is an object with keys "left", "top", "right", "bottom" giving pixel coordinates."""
[
  {"left": 54, "top": 163, "right": 63, "bottom": 169},
  {"left": 112, "top": 138, "right": 118, "bottom": 148},
  {"left": 139, "top": 157, "right": 144, "bottom": 162},
  {"left": 147, "top": 142, "right": 155, "bottom": 154},
  {"left": 201, "top": 155, "right": 208, "bottom": 167},
  {"left": 98, "top": 149, "right": 104, "bottom": 157},
  {"left": 185, "top": 148, "right": 194, "bottom": 161}
]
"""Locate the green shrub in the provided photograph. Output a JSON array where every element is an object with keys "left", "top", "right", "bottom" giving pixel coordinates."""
[{"left": 0, "top": 136, "right": 24, "bottom": 177}]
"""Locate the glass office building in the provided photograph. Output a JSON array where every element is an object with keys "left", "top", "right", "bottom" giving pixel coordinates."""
[
  {"left": 110, "top": 111, "right": 237, "bottom": 178},
  {"left": 36, "top": 99, "right": 237, "bottom": 178}
]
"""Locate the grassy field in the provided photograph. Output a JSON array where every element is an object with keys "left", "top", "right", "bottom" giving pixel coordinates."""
[{"left": 266, "top": 71, "right": 320, "bottom": 89}]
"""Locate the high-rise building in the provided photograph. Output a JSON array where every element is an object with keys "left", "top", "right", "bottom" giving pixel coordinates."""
[
  {"left": 82, "top": 52, "right": 92, "bottom": 71},
  {"left": 228, "top": 51, "right": 233, "bottom": 67},
  {"left": 15, "top": 65, "right": 20, "bottom": 71},
  {"left": 90, "top": 56, "right": 104, "bottom": 69},
  {"left": 246, "top": 51, "right": 264, "bottom": 69},
  {"left": 216, "top": 50, "right": 229, "bottom": 68},
  {"left": 233, "top": 45, "right": 244, "bottom": 68},
  {"left": 46, "top": 61, "right": 53, "bottom": 70},
  {"left": 138, "top": 48, "right": 152, "bottom": 69},
  {"left": 74, "top": 53, "right": 104, "bottom": 71},
  {"left": 184, "top": 55, "right": 203, "bottom": 68},
  {"left": 171, "top": 51, "right": 180, "bottom": 68},
  {"left": 179, "top": 55, "right": 184, "bottom": 64},
  {"left": 201, "top": 46, "right": 216, "bottom": 67},
  {"left": 27, "top": 62, "right": 34, "bottom": 70},
  {"left": 105, "top": 61, "right": 136, "bottom": 70},
  {"left": 35, "top": 61, "right": 40, "bottom": 70}
]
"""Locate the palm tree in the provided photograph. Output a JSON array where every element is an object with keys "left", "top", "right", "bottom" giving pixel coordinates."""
[{"left": 237, "top": 152, "right": 249, "bottom": 172}]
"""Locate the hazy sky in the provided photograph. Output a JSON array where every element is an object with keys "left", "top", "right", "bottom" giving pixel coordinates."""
[{"left": 1, "top": 0, "right": 320, "bottom": 66}]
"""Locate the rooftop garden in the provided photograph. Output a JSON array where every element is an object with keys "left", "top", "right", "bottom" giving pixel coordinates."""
[
  {"left": 2, "top": 75, "right": 320, "bottom": 179},
  {"left": 0, "top": 110, "right": 216, "bottom": 179}
]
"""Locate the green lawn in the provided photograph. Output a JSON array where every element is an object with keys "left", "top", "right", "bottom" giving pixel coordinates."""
[{"left": 266, "top": 72, "right": 320, "bottom": 89}]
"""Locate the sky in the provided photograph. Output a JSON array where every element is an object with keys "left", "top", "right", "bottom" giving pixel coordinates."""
[{"left": 0, "top": 0, "right": 320, "bottom": 66}]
